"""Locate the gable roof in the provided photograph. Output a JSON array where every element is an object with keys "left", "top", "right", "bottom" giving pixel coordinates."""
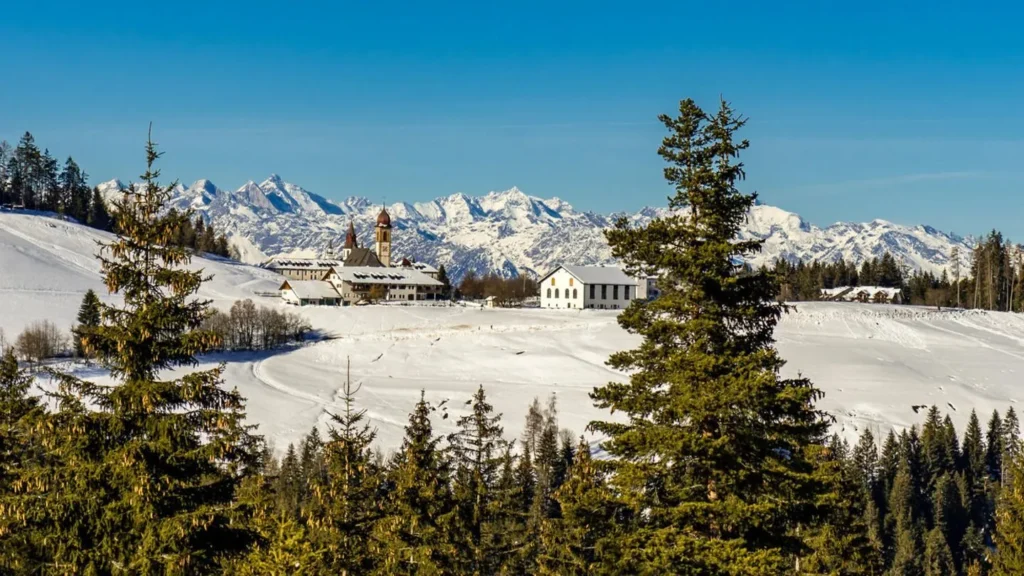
[
  {"left": 265, "top": 257, "right": 344, "bottom": 270},
  {"left": 540, "top": 265, "right": 637, "bottom": 286},
  {"left": 344, "top": 247, "right": 383, "bottom": 267},
  {"left": 280, "top": 280, "right": 341, "bottom": 299}
]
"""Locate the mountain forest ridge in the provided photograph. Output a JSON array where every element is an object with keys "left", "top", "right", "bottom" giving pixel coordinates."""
[{"left": 95, "top": 174, "right": 973, "bottom": 281}]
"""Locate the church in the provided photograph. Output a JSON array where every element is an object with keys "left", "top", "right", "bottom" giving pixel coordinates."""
[{"left": 269, "top": 207, "right": 444, "bottom": 306}]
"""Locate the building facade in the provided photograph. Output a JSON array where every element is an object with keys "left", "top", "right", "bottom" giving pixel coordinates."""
[{"left": 538, "top": 265, "right": 640, "bottom": 310}]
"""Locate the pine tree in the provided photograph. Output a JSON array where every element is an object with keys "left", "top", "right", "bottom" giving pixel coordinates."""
[
  {"left": 308, "top": 359, "right": 383, "bottom": 575},
  {"left": 72, "top": 289, "right": 101, "bottom": 358},
  {"left": 7, "top": 130, "right": 262, "bottom": 572},
  {"left": 276, "top": 443, "right": 302, "bottom": 519},
  {"left": 448, "top": 385, "right": 507, "bottom": 575},
  {"left": 374, "top": 391, "right": 456, "bottom": 575},
  {"left": 987, "top": 410, "right": 1004, "bottom": 481},
  {"left": 889, "top": 459, "right": 925, "bottom": 576},
  {"left": 932, "top": 473, "right": 967, "bottom": 568},
  {"left": 962, "top": 410, "right": 988, "bottom": 527},
  {"left": 590, "top": 98, "right": 829, "bottom": 573}
]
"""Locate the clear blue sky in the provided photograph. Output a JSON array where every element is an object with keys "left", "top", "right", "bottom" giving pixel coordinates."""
[{"left": 2, "top": 1, "right": 1023, "bottom": 237}]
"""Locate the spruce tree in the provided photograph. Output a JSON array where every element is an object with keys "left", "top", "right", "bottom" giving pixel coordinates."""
[
  {"left": 448, "top": 385, "right": 507, "bottom": 575},
  {"left": 962, "top": 410, "right": 988, "bottom": 527},
  {"left": 305, "top": 360, "right": 383, "bottom": 575},
  {"left": 374, "top": 391, "right": 456, "bottom": 575},
  {"left": 889, "top": 459, "right": 925, "bottom": 576},
  {"left": 8, "top": 131, "right": 262, "bottom": 572},
  {"left": 276, "top": 444, "right": 302, "bottom": 519},
  {"left": 0, "top": 338, "right": 41, "bottom": 572},
  {"left": 924, "top": 526, "right": 955, "bottom": 576},
  {"left": 537, "top": 439, "right": 611, "bottom": 576},
  {"left": 88, "top": 186, "right": 112, "bottom": 231},
  {"left": 73, "top": 289, "right": 102, "bottom": 358},
  {"left": 994, "top": 447, "right": 1024, "bottom": 575},
  {"left": 987, "top": 410, "right": 1004, "bottom": 481},
  {"left": 437, "top": 265, "right": 452, "bottom": 300},
  {"left": 590, "top": 98, "right": 829, "bottom": 573}
]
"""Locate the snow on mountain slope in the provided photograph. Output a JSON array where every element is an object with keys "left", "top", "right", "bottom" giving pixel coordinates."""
[
  {"left": 0, "top": 212, "right": 1019, "bottom": 453},
  {"left": 97, "top": 175, "right": 971, "bottom": 281},
  {"left": 0, "top": 211, "right": 281, "bottom": 337}
]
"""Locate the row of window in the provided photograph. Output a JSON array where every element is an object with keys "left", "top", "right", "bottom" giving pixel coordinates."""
[{"left": 545, "top": 284, "right": 631, "bottom": 301}]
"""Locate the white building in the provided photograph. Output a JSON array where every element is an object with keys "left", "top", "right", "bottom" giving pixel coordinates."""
[
  {"left": 280, "top": 280, "right": 343, "bottom": 306},
  {"left": 322, "top": 266, "right": 443, "bottom": 304},
  {"left": 538, "top": 265, "right": 639, "bottom": 310}
]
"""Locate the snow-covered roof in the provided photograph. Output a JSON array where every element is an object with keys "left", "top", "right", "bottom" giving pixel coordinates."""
[
  {"left": 266, "top": 257, "right": 344, "bottom": 270},
  {"left": 396, "top": 261, "right": 438, "bottom": 274},
  {"left": 280, "top": 280, "right": 341, "bottom": 299},
  {"left": 330, "top": 266, "right": 442, "bottom": 286},
  {"left": 541, "top": 265, "right": 637, "bottom": 286},
  {"left": 821, "top": 286, "right": 902, "bottom": 301}
]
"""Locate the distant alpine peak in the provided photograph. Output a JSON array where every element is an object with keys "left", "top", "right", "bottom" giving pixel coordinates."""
[{"left": 98, "top": 173, "right": 971, "bottom": 281}]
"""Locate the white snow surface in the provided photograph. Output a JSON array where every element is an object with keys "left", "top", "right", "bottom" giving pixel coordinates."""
[
  {"left": 1, "top": 212, "right": 1019, "bottom": 455},
  {"left": 96, "top": 178, "right": 974, "bottom": 282}
]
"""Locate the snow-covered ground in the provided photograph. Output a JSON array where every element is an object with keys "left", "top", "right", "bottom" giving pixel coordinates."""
[{"left": 2, "top": 212, "right": 1022, "bottom": 454}]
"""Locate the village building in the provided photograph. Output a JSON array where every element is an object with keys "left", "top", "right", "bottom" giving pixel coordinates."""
[
  {"left": 820, "top": 285, "right": 904, "bottom": 304},
  {"left": 538, "top": 265, "right": 644, "bottom": 310},
  {"left": 270, "top": 207, "right": 443, "bottom": 305}
]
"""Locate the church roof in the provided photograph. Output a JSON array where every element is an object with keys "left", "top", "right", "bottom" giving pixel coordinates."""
[{"left": 343, "top": 247, "right": 384, "bottom": 267}]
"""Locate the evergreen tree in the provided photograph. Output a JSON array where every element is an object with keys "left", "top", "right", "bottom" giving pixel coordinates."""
[
  {"left": 448, "top": 385, "right": 507, "bottom": 575},
  {"left": 962, "top": 410, "right": 988, "bottom": 527},
  {"left": 590, "top": 98, "right": 829, "bottom": 573},
  {"left": 0, "top": 349, "right": 41, "bottom": 571},
  {"left": 889, "top": 459, "right": 925, "bottom": 576},
  {"left": 987, "top": 410, "right": 1004, "bottom": 481},
  {"left": 932, "top": 473, "right": 967, "bottom": 569},
  {"left": 537, "top": 439, "right": 611, "bottom": 576},
  {"left": 307, "top": 360, "right": 383, "bottom": 574},
  {"left": 924, "top": 526, "right": 955, "bottom": 576},
  {"left": 276, "top": 443, "right": 302, "bottom": 519},
  {"left": 72, "top": 289, "right": 101, "bottom": 358},
  {"left": 531, "top": 395, "right": 562, "bottom": 524},
  {"left": 374, "top": 391, "right": 456, "bottom": 575},
  {"left": 994, "top": 448, "right": 1024, "bottom": 575},
  {"left": 437, "top": 265, "right": 452, "bottom": 299},
  {"left": 6, "top": 131, "right": 262, "bottom": 572},
  {"left": 88, "top": 185, "right": 112, "bottom": 231}
]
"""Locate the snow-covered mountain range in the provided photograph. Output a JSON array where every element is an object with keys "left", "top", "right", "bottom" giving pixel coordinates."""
[{"left": 97, "top": 176, "right": 972, "bottom": 280}]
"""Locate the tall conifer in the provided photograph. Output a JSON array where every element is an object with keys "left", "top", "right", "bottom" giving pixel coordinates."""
[{"left": 590, "top": 98, "right": 829, "bottom": 572}]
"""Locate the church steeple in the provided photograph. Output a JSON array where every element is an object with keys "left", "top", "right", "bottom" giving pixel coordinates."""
[
  {"left": 375, "top": 205, "right": 392, "bottom": 267},
  {"left": 341, "top": 220, "right": 358, "bottom": 261}
]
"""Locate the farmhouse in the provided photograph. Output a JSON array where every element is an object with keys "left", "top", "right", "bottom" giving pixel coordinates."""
[
  {"left": 322, "top": 266, "right": 443, "bottom": 303},
  {"left": 279, "top": 280, "right": 343, "bottom": 306},
  {"left": 539, "top": 265, "right": 641, "bottom": 310},
  {"left": 820, "top": 286, "right": 904, "bottom": 304}
]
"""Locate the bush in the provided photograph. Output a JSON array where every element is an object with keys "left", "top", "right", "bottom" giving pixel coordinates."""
[
  {"left": 15, "top": 320, "right": 70, "bottom": 362},
  {"left": 203, "top": 299, "right": 311, "bottom": 352}
]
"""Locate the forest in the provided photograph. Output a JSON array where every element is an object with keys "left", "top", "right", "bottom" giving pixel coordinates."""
[{"left": 4, "top": 103, "right": 1024, "bottom": 575}]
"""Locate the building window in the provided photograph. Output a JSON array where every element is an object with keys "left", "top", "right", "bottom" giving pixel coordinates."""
[
  {"left": 590, "top": 285, "right": 595, "bottom": 299},
  {"left": 565, "top": 289, "right": 569, "bottom": 299},
  {"left": 613, "top": 286, "right": 619, "bottom": 300},
  {"left": 569, "top": 278, "right": 574, "bottom": 287},
  {"left": 573, "top": 289, "right": 577, "bottom": 299},
  {"left": 624, "top": 286, "right": 630, "bottom": 300},
  {"left": 547, "top": 288, "right": 551, "bottom": 298},
  {"left": 555, "top": 288, "right": 559, "bottom": 298},
  {"left": 551, "top": 278, "right": 556, "bottom": 286},
  {"left": 601, "top": 285, "right": 607, "bottom": 299}
]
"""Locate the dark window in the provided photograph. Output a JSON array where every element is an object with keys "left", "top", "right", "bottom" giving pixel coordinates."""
[
  {"left": 590, "top": 285, "right": 595, "bottom": 299},
  {"left": 573, "top": 289, "right": 577, "bottom": 299},
  {"left": 565, "top": 289, "right": 569, "bottom": 299},
  {"left": 624, "top": 286, "right": 630, "bottom": 300},
  {"left": 547, "top": 288, "right": 552, "bottom": 298},
  {"left": 555, "top": 288, "right": 560, "bottom": 298},
  {"left": 601, "top": 285, "right": 607, "bottom": 299},
  {"left": 613, "top": 285, "right": 619, "bottom": 300}
]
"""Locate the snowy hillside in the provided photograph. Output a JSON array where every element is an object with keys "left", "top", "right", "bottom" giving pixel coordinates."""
[
  {"left": 97, "top": 177, "right": 972, "bottom": 280},
  {"left": 0, "top": 212, "right": 1020, "bottom": 454}
]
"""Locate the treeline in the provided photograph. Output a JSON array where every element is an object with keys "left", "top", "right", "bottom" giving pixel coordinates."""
[
  {"left": 169, "top": 210, "right": 234, "bottom": 258},
  {"left": 835, "top": 406, "right": 1022, "bottom": 575},
  {"left": 0, "top": 132, "right": 113, "bottom": 231},
  {"left": 774, "top": 233, "right": 1024, "bottom": 311},
  {"left": 203, "top": 299, "right": 312, "bottom": 351},
  {"left": 458, "top": 269, "right": 539, "bottom": 305}
]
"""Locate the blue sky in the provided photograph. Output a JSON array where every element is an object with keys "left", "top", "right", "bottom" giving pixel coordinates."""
[{"left": 2, "top": 1, "right": 1023, "bottom": 237}]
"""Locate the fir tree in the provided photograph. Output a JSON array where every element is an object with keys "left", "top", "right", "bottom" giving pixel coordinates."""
[
  {"left": 8, "top": 130, "right": 261, "bottom": 572},
  {"left": 0, "top": 348, "right": 41, "bottom": 571},
  {"left": 72, "top": 289, "right": 101, "bottom": 358},
  {"left": 88, "top": 185, "right": 112, "bottom": 231},
  {"left": 987, "top": 410, "right": 1004, "bottom": 481},
  {"left": 437, "top": 265, "right": 452, "bottom": 299},
  {"left": 276, "top": 444, "right": 302, "bottom": 519},
  {"left": 924, "top": 526, "right": 955, "bottom": 576},
  {"left": 889, "top": 459, "right": 925, "bottom": 576},
  {"left": 374, "top": 391, "right": 456, "bottom": 575},
  {"left": 962, "top": 410, "right": 988, "bottom": 527},
  {"left": 590, "top": 98, "right": 829, "bottom": 573}
]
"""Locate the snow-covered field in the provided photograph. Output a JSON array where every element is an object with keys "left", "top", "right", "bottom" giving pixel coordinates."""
[{"left": 3, "top": 212, "right": 1023, "bottom": 454}]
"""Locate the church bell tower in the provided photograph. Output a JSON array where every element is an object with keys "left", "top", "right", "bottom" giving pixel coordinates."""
[{"left": 375, "top": 206, "right": 392, "bottom": 267}]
